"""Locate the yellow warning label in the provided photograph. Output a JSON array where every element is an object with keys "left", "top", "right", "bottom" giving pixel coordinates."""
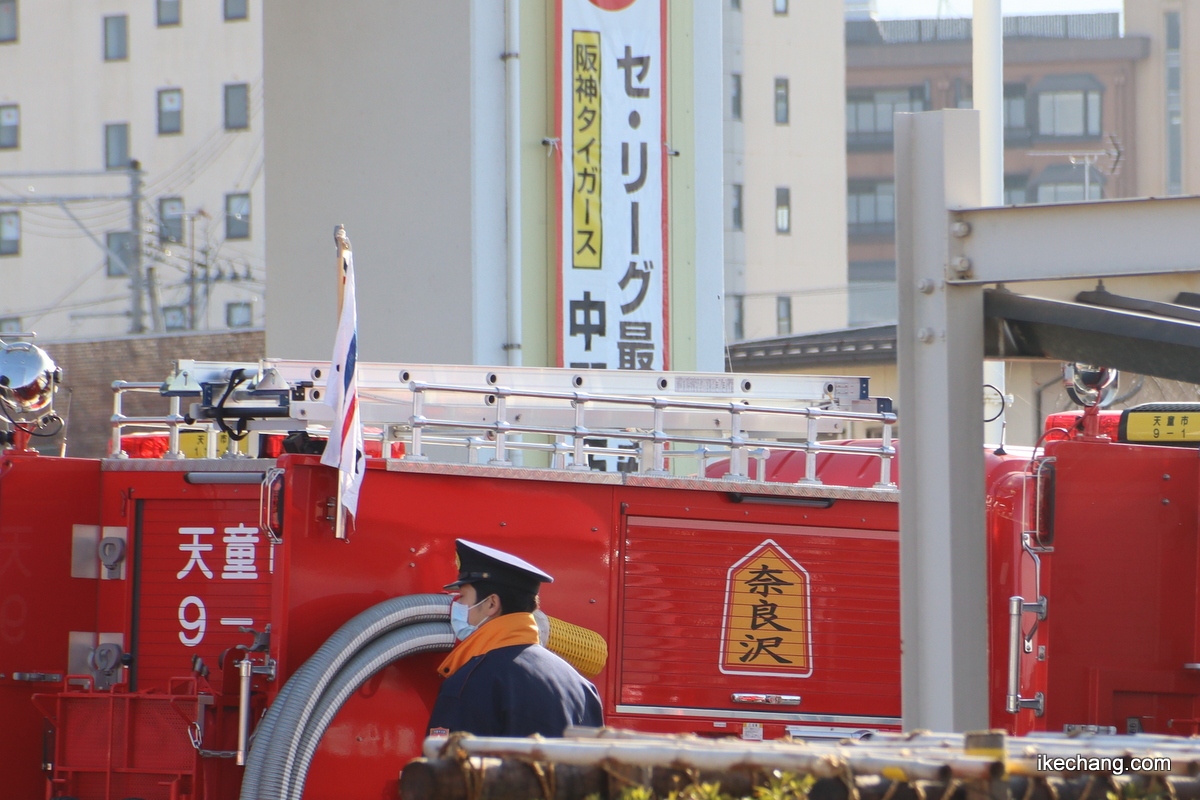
[
  {"left": 572, "top": 29, "right": 602, "bottom": 269},
  {"left": 1124, "top": 410, "right": 1200, "bottom": 443},
  {"left": 721, "top": 539, "right": 812, "bottom": 677}
]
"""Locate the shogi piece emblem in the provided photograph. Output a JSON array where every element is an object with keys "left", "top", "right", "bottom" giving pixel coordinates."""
[{"left": 720, "top": 539, "right": 812, "bottom": 677}]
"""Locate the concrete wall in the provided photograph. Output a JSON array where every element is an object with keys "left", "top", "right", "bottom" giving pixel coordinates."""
[{"left": 263, "top": 1, "right": 478, "bottom": 364}]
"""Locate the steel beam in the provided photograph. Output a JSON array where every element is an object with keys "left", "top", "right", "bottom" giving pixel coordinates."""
[
  {"left": 896, "top": 110, "right": 990, "bottom": 732},
  {"left": 949, "top": 196, "right": 1200, "bottom": 284},
  {"left": 986, "top": 290, "right": 1200, "bottom": 384}
]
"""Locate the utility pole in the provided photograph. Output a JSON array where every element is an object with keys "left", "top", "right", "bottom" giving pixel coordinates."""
[
  {"left": 146, "top": 265, "right": 164, "bottom": 332},
  {"left": 128, "top": 159, "right": 145, "bottom": 334},
  {"left": 188, "top": 212, "right": 197, "bottom": 330},
  {"left": 203, "top": 247, "right": 212, "bottom": 330}
]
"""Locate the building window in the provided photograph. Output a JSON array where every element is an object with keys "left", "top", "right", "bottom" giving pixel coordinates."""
[
  {"left": 731, "top": 183, "right": 743, "bottom": 231},
  {"left": 157, "top": 0, "right": 180, "bottom": 26},
  {"left": 224, "top": 83, "right": 249, "bottom": 130},
  {"left": 226, "top": 193, "right": 250, "bottom": 239},
  {"left": 0, "top": 0, "right": 16, "bottom": 43},
  {"left": 732, "top": 295, "right": 744, "bottom": 341},
  {"left": 731, "top": 73, "right": 742, "bottom": 121},
  {"left": 159, "top": 197, "right": 184, "bottom": 242},
  {"left": 956, "top": 83, "right": 1027, "bottom": 129},
  {"left": 774, "top": 0, "right": 788, "bottom": 15},
  {"left": 848, "top": 180, "right": 895, "bottom": 237},
  {"left": 224, "top": 0, "right": 248, "bottom": 20},
  {"left": 105, "top": 123, "right": 129, "bottom": 169},
  {"left": 226, "top": 301, "right": 253, "bottom": 328},
  {"left": 106, "top": 231, "right": 134, "bottom": 277},
  {"left": 1004, "top": 174, "right": 1028, "bottom": 205},
  {"left": 0, "top": 211, "right": 19, "bottom": 256},
  {"left": 163, "top": 306, "right": 188, "bottom": 332},
  {"left": 849, "top": 261, "right": 897, "bottom": 326},
  {"left": 775, "top": 187, "right": 790, "bottom": 234},
  {"left": 1032, "top": 163, "right": 1103, "bottom": 203},
  {"left": 1005, "top": 85, "right": 1027, "bottom": 130},
  {"left": 158, "top": 89, "right": 182, "bottom": 134},
  {"left": 846, "top": 88, "right": 925, "bottom": 150},
  {"left": 1037, "top": 89, "right": 1101, "bottom": 137},
  {"left": 731, "top": 0, "right": 740, "bottom": 9},
  {"left": 774, "top": 78, "right": 789, "bottom": 124},
  {"left": 776, "top": 296, "right": 792, "bottom": 336},
  {"left": 0, "top": 105, "right": 17, "bottom": 149},
  {"left": 1036, "top": 181, "right": 1102, "bottom": 203},
  {"left": 1167, "top": 12, "right": 1183, "bottom": 195},
  {"left": 104, "top": 15, "right": 127, "bottom": 60},
  {"left": 0, "top": 317, "right": 21, "bottom": 334}
]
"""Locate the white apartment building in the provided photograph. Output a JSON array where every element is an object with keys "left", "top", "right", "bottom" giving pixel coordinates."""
[
  {"left": 723, "top": 0, "right": 849, "bottom": 343},
  {"left": 0, "top": 0, "right": 263, "bottom": 339}
]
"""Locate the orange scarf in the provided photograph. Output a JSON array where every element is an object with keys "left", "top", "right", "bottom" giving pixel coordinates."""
[{"left": 437, "top": 612, "right": 540, "bottom": 678}]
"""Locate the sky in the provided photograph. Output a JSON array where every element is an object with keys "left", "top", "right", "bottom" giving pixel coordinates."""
[{"left": 874, "top": 0, "right": 1122, "bottom": 18}]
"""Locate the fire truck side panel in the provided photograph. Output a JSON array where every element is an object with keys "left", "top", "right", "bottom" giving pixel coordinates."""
[
  {"left": 617, "top": 512, "right": 900, "bottom": 719},
  {"left": 1042, "top": 440, "right": 1200, "bottom": 734},
  {"left": 96, "top": 470, "right": 271, "bottom": 695},
  {"left": 274, "top": 456, "right": 620, "bottom": 800},
  {"left": 984, "top": 462, "right": 1050, "bottom": 734},
  {"left": 605, "top": 491, "right": 901, "bottom": 741},
  {"left": 0, "top": 454, "right": 101, "bottom": 800}
]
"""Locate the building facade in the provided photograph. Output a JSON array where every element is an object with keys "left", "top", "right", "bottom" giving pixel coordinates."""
[
  {"left": 723, "top": 0, "right": 849, "bottom": 343},
  {"left": 1127, "top": 0, "right": 1199, "bottom": 198},
  {"left": 0, "top": 0, "right": 263, "bottom": 339},
  {"left": 845, "top": 12, "right": 1149, "bottom": 327}
]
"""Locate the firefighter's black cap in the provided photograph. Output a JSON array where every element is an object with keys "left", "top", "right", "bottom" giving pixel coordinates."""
[{"left": 443, "top": 539, "right": 554, "bottom": 594}]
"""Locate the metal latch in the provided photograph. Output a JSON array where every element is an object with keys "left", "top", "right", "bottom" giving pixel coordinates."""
[
  {"left": 89, "top": 643, "right": 125, "bottom": 690},
  {"left": 731, "top": 693, "right": 801, "bottom": 706},
  {"left": 98, "top": 537, "right": 127, "bottom": 577},
  {"left": 13, "top": 673, "right": 63, "bottom": 683},
  {"left": 1064, "top": 724, "right": 1117, "bottom": 735}
]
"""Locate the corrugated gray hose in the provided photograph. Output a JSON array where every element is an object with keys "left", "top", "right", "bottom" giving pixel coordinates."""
[
  {"left": 240, "top": 594, "right": 453, "bottom": 800},
  {"left": 285, "top": 622, "right": 453, "bottom": 800}
]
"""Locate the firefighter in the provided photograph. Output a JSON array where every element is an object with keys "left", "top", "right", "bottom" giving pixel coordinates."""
[{"left": 427, "top": 539, "right": 603, "bottom": 737}]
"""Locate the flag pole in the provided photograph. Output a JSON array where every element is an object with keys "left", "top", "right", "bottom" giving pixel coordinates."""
[{"left": 333, "top": 224, "right": 350, "bottom": 540}]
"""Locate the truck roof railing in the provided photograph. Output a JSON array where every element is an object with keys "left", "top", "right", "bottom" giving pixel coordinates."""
[{"left": 110, "top": 360, "right": 897, "bottom": 490}]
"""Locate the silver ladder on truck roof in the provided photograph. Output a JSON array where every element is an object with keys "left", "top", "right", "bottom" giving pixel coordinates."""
[{"left": 110, "top": 360, "right": 897, "bottom": 496}]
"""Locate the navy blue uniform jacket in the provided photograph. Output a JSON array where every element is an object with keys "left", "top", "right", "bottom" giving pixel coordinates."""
[{"left": 427, "top": 643, "right": 603, "bottom": 737}]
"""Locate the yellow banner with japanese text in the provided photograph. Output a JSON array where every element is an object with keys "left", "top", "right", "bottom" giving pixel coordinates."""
[{"left": 572, "top": 29, "right": 602, "bottom": 269}]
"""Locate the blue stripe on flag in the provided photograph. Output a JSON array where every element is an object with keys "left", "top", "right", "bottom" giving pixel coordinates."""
[{"left": 344, "top": 333, "right": 357, "bottom": 394}]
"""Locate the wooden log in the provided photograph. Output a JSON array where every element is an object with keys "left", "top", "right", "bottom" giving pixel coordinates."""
[{"left": 399, "top": 757, "right": 758, "bottom": 800}]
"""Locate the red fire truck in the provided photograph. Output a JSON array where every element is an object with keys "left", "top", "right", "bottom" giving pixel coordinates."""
[{"left": 0, "top": 344, "right": 1197, "bottom": 800}]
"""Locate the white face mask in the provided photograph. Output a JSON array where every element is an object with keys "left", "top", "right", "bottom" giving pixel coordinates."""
[{"left": 450, "top": 596, "right": 488, "bottom": 641}]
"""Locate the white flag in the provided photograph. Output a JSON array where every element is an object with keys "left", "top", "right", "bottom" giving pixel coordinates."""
[{"left": 320, "top": 248, "right": 365, "bottom": 519}]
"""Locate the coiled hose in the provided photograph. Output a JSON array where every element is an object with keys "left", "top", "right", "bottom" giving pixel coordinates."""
[
  {"left": 286, "top": 622, "right": 454, "bottom": 800},
  {"left": 239, "top": 594, "right": 453, "bottom": 800}
]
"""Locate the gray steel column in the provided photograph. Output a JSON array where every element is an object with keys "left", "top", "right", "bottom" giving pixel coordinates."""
[
  {"left": 895, "top": 110, "right": 989, "bottom": 732},
  {"left": 128, "top": 160, "right": 145, "bottom": 334}
]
